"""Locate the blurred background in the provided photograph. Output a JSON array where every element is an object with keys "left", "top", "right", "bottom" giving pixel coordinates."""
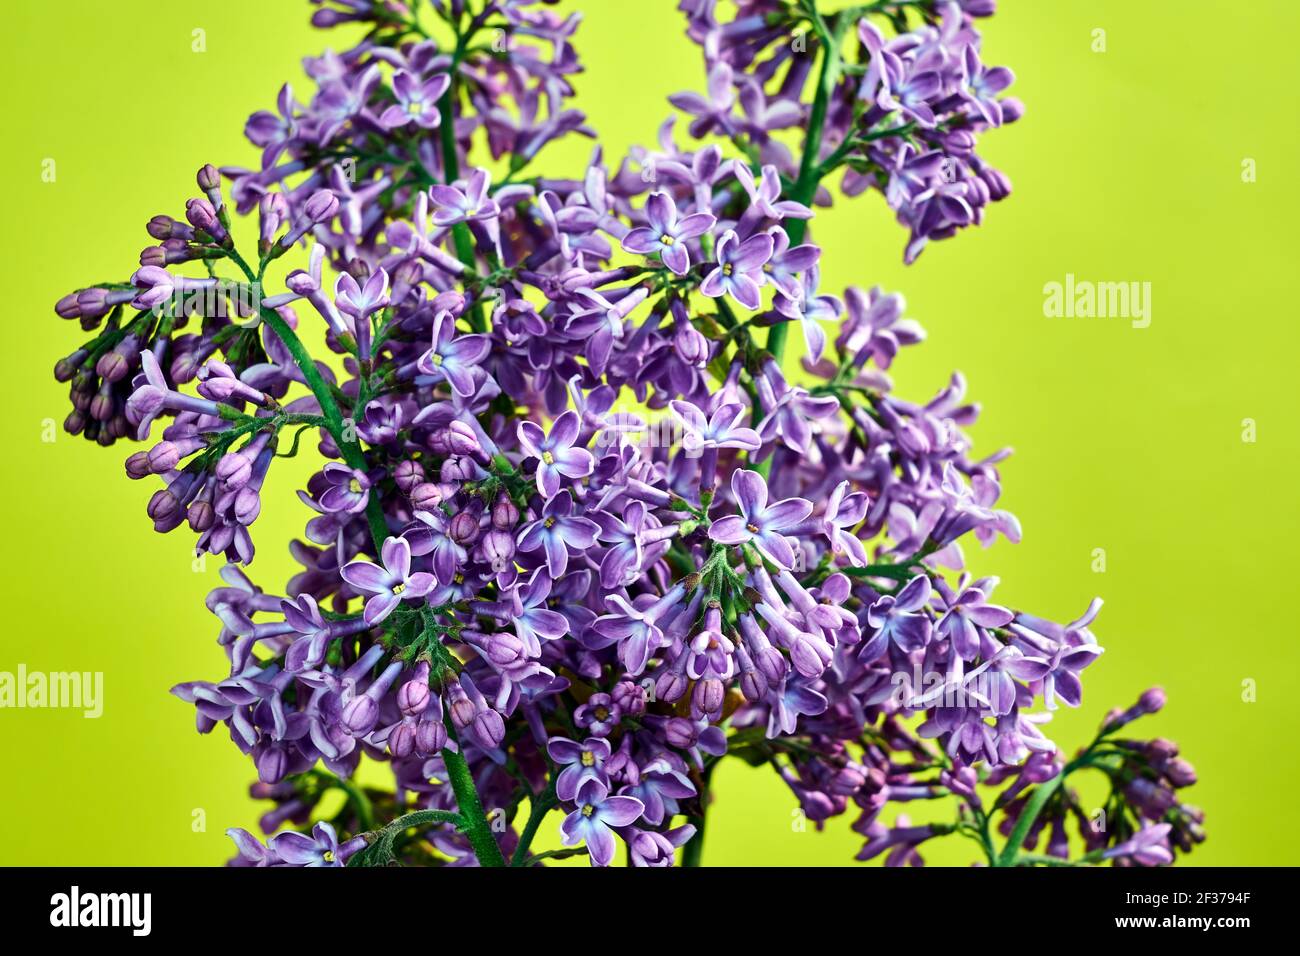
[{"left": 0, "top": 0, "right": 1296, "bottom": 865}]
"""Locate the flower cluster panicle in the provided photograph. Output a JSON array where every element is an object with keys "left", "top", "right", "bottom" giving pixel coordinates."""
[{"left": 50, "top": 0, "right": 1203, "bottom": 868}]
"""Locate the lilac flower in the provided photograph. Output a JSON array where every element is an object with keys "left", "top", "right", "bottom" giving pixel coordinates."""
[
  {"left": 378, "top": 70, "right": 450, "bottom": 129},
  {"left": 417, "top": 310, "right": 492, "bottom": 398},
  {"left": 670, "top": 400, "right": 761, "bottom": 456},
  {"left": 517, "top": 410, "right": 594, "bottom": 499},
  {"left": 709, "top": 469, "right": 812, "bottom": 568},
  {"left": 516, "top": 494, "right": 600, "bottom": 578},
  {"left": 559, "top": 778, "right": 645, "bottom": 867},
  {"left": 936, "top": 582, "right": 1015, "bottom": 661},
  {"left": 317, "top": 463, "right": 370, "bottom": 515},
  {"left": 620, "top": 191, "right": 716, "bottom": 276},
  {"left": 340, "top": 536, "right": 434, "bottom": 625},
  {"left": 228, "top": 821, "right": 363, "bottom": 867},
  {"left": 428, "top": 169, "right": 500, "bottom": 226},
  {"left": 860, "top": 575, "right": 933, "bottom": 661},
  {"left": 547, "top": 735, "right": 611, "bottom": 801},
  {"left": 1102, "top": 824, "right": 1174, "bottom": 867},
  {"left": 700, "top": 229, "right": 774, "bottom": 310},
  {"left": 820, "top": 480, "right": 869, "bottom": 566}
]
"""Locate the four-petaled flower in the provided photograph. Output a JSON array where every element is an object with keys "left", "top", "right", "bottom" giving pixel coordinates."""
[
  {"left": 708, "top": 469, "right": 812, "bottom": 568},
  {"left": 559, "top": 778, "right": 645, "bottom": 867},
  {"left": 621, "top": 191, "right": 716, "bottom": 276},
  {"left": 700, "top": 228, "right": 774, "bottom": 310},
  {"left": 379, "top": 70, "right": 451, "bottom": 129},
  {"left": 517, "top": 409, "right": 595, "bottom": 499},
  {"left": 340, "top": 536, "right": 435, "bottom": 625}
]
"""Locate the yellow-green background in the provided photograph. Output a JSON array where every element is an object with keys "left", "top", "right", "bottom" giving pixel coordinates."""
[{"left": 1, "top": 0, "right": 1296, "bottom": 866}]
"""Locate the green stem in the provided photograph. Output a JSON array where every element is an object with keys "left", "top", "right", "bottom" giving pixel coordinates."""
[
  {"left": 764, "top": 3, "right": 847, "bottom": 364},
  {"left": 510, "top": 784, "right": 558, "bottom": 866},
  {"left": 681, "top": 762, "right": 717, "bottom": 867},
  {"left": 258, "top": 306, "right": 389, "bottom": 551},
  {"left": 440, "top": 724, "right": 508, "bottom": 867}
]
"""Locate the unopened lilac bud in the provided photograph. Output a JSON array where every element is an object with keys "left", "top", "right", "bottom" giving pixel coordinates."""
[
  {"left": 674, "top": 323, "right": 710, "bottom": 366},
  {"left": 55, "top": 292, "right": 82, "bottom": 319},
  {"left": 147, "top": 215, "right": 193, "bottom": 241},
  {"left": 234, "top": 487, "right": 261, "bottom": 525},
  {"left": 446, "top": 684, "right": 475, "bottom": 730},
  {"left": 392, "top": 459, "right": 424, "bottom": 494},
  {"left": 125, "top": 451, "right": 151, "bottom": 479},
  {"left": 441, "top": 457, "right": 476, "bottom": 482},
  {"left": 305, "top": 189, "right": 339, "bottom": 223},
  {"left": 611, "top": 681, "right": 646, "bottom": 718},
  {"left": 410, "top": 482, "right": 445, "bottom": 511},
  {"left": 342, "top": 695, "right": 380, "bottom": 736},
  {"left": 147, "top": 488, "right": 181, "bottom": 522},
  {"left": 981, "top": 167, "right": 1012, "bottom": 201},
  {"left": 473, "top": 708, "right": 505, "bottom": 747},
  {"left": 388, "top": 721, "right": 417, "bottom": 758},
  {"left": 77, "top": 288, "right": 113, "bottom": 321},
  {"left": 692, "top": 677, "right": 724, "bottom": 717},
  {"left": 1001, "top": 97, "right": 1025, "bottom": 123},
  {"left": 255, "top": 745, "right": 289, "bottom": 784},
  {"left": 663, "top": 717, "right": 698, "bottom": 749},
  {"left": 187, "top": 500, "right": 215, "bottom": 532},
  {"left": 1138, "top": 686, "right": 1166, "bottom": 715},
  {"left": 480, "top": 529, "right": 515, "bottom": 572},
  {"left": 739, "top": 669, "right": 767, "bottom": 702},
  {"left": 449, "top": 510, "right": 481, "bottom": 546},
  {"left": 54, "top": 351, "right": 86, "bottom": 382},
  {"left": 146, "top": 441, "right": 182, "bottom": 473},
  {"left": 197, "top": 163, "right": 221, "bottom": 193},
  {"left": 431, "top": 421, "right": 480, "bottom": 457},
  {"left": 398, "top": 673, "right": 431, "bottom": 717},
  {"left": 139, "top": 245, "right": 168, "bottom": 267},
  {"left": 216, "top": 452, "right": 252, "bottom": 489},
  {"left": 431, "top": 290, "right": 466, "bottom": 315},
  {"left": 491, "top": 494, "right": 519, "bottom": 530},
  {"left": 1166, "top": 758, "right": 1197, "bottom": 788},
  {"left": 656, "top": 667, "right": 688, "bottom": 703},
  {"left": 89, "top": 391, "right": 115, "bottom": 422},
  {"left": 415, "top": 716, "right": 447, "bottom": 754},
  {"left": 185, "top": 197, "right": 223, "bottom": 238},
  {"left": 259, "top": 193, "right": 289, "bottom": 246},
  {"left": 95, "top": 349, "right": 130, "bottom": 383},
  {"left": 64, "top": 410, "right": 86, "bottom": 435}
]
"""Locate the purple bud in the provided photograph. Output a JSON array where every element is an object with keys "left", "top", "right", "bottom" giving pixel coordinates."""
[
  {"left": 480, "top": 529, "right": 515, "bottom": 572},
  {"left": 491, "top": 494, "right": 519, "bottom": 530},
  {"left": 55, "top": 292, "right": 82, "bottom": 319},
  {"left": 388, "top": 721, "right": 417, "bottom": 758},
  {"left": 146, "top": 441, "right": 182, "bottom": 473},
  {"left": 611, "top": 680, "right": 646, "bottom": 718},
  {"left": 663, "top": 717, "right": 697, "bottom": 749},
  {"left": 449, "top": 510, "right": 481, "bottom": 546},
  {"left": 410, "top": 482, "right": 446, "bottom": 511},
  {"left": 187, "top": 500, "right": 215, "bottom": 532},
  {"left": 674, "top": 323, "right": 710, "bottom": 366},
  {"left": 415, "top": 716, "right": 447, "bottom": 754},
  {"left": 692, "top": 677, "right": 724, "bottom": 717},
  {"left": 125, "top": 451, "right": 151, "bottom": 479},
  {"left": 304, "top": 189, "right": 339, "bottom": 223},
  {"left": 398, "top": 675, "right": 430, "bottom": 717},
  {"left": 342, "top": 695, "right": 380, "bottom": 736},
  {"left": 215, "top": 452, "right": 252, "bottom": 489},
  {"left": 197, "top": 163, "right": 221, "bottom": 192},
  {"left": 473, "top": 708, "right": 505, "bottom": 747},
  {"left": 255, "top": 745, "right": 289, "bottom": 784},
  {"left": 393, "top": 458, "right": 425, "bottom": 494},
  {"left": 147, "top": 488, "right": 181, "bottom": 522}
]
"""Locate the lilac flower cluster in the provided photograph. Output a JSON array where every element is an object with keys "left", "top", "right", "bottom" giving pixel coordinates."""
[{"left": 51, "top": 0, "right": 1202, "bottom": 868}]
